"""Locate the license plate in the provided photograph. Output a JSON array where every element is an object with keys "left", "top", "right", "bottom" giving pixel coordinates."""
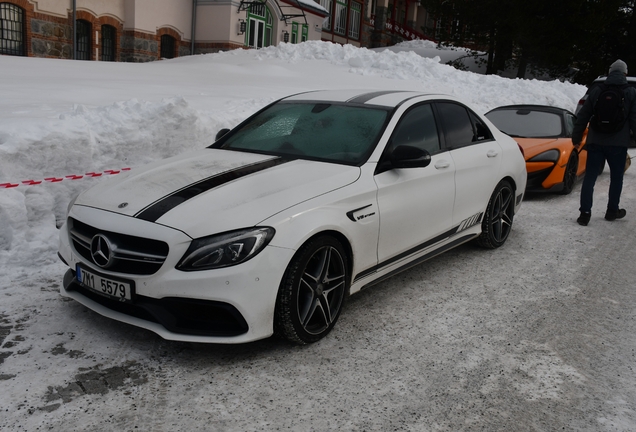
[{"left": 76, "top": 265, "right": 133, "bottom": 302}]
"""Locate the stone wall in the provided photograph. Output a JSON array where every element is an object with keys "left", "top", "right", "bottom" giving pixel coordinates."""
[
  {"left": 178, "top": 45, "right": 191, "bottom": 57},
  {"left": 120, "top": 31, "right": 158, "bottom": 62},
  {"left": 30, "top": 18, "right": 73, "bottom": 58},
  {"left": 194, "top": 42, "right": 244, "bottom": 54}
]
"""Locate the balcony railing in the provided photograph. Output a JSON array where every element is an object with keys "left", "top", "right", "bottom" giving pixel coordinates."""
[{"left": 369, "top": 15, "right": 427, "bottom": 41}]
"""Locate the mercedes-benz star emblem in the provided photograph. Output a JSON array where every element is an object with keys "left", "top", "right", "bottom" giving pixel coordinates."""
[{"left": 90, "top": 234, "right": 114, "bottom": 268}]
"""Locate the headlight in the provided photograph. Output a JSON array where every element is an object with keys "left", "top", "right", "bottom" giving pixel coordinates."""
[
  {"left": 528, "top": 149, "right": 560, "bottom": 163},
  {"left": 176, "top": 227, "right": 275, "bottom": 271}
]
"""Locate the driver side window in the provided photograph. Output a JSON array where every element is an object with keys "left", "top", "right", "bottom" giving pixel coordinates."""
[
  {"left": 565, "top": 113, "right": 575, "bottom": 137},
  {"left": 391, "top": 104, "right": 441, "bottom": 154}
]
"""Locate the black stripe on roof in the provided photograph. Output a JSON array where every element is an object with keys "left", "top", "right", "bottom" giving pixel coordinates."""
[
  {"left": 347, "top": 90, "right": 409, "bottom": 105},
  {"left": 135, "top": 157, "right": 290, "bottom": 222}
]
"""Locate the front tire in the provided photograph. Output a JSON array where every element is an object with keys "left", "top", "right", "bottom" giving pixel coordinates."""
[
  {"left": 476, "top": 180, "right": 514, "bottom": 249},
  {"left": 559, "top": 151, "right": 578, "bottom": 195},
  {"left": 274, "top": 236, "right": 349, "bottom": 344}
]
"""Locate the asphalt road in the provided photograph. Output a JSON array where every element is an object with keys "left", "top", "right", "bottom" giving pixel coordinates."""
[{"left": 2, "top": 169, "right": 636, "bottom": 431}]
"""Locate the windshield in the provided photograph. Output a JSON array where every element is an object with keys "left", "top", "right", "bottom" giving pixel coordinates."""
[
  {"left": 485, "top": 109, "right": 563, "bottom": 138},
  {"left": 217, "top": 102, "right": 390, "bottom": 165}
]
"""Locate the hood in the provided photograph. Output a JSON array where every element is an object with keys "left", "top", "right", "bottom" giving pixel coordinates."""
[{"left": 75, "top": 148, "right": 361, "bottom": 238}]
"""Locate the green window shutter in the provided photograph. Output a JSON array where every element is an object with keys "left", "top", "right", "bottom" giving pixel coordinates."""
[
  {"left": 292, "top": 22, "right": 298, "bottom": 44},
  {"left": 302, "top": 24, "right": 308, "bottom": 42}
]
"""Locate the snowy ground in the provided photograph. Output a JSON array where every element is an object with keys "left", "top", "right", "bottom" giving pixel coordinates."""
[{"left": 2, "top": 41, "right": 635, "bottom": 430}]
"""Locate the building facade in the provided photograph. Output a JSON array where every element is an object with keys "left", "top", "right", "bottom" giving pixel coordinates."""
[
  {"left": 0, "top": 0, "right": 435, "bottom": 62},
  {"left": 318, "top": 0, "right": 436, "bottom": 48}
]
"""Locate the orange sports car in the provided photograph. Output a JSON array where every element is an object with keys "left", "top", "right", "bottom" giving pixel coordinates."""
[{"left": 485, "top": 105, "right": 586, "bottom": 194}]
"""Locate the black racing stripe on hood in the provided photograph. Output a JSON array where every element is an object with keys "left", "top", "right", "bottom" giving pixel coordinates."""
[{"left": 135, "top": 157, "right": 290, "bottom": 222}]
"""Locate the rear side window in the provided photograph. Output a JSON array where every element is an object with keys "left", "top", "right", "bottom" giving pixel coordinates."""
[
  {"left": 470, "top": 111, "right": 494, "bottom": 142},
  {"left": 436, "top": 102, "right": 475, "bottom": 149},
  {"left": 390, "top": 104, "right": 441, "bottom": 154}
]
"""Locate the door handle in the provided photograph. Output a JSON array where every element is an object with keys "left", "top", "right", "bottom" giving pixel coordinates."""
[
  {"left": 487, "top": 149, "right": 499, "bottom": 158},
  {"left": 435, "top": 160, "right": 450, "bottom": 169}
]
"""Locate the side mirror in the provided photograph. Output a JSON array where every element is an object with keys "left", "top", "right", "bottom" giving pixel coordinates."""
[
  {"left": 215, "top": 128, "right": 230, "bottom": 141},
  {"left": 390, "top": 145, "right": 432, "bottom": 169}
]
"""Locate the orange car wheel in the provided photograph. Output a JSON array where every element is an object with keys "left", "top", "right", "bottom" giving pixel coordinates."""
[{"left": 559, "top": 152, "right": 579, "bottom": 195}]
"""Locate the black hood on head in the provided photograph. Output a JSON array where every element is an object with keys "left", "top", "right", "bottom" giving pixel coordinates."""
[{"left": 605, "top": 69, "right": 628, "bottom": 86}]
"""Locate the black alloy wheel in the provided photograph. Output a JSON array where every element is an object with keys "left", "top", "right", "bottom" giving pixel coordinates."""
[
  {"left": 559, "top": 151, "right": 579, "bottom": 195},
  {"left": 476, "top": 180, "right": 514, "bottom": 249},
  {"left": 275, "top": 236, "right": 349, "bottom": 344}
]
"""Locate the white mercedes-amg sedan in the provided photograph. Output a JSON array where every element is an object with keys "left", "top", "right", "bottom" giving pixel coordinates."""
[{"left": 58, "top": 90, "right": 527, "bottom": 344}]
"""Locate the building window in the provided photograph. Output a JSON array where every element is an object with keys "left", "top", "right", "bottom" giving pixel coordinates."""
[
  {"left": 76, "top": 20, "right": 91, "bottom": 60},
  {"left": 160, "top": 34, "right": 175, "bottom": 59},
  {"left": 250, "top": 3, "right": 266, "bottom": 17},
  {"left": 348, "top": 2, "right": 361, "bottom": 39},
  {"left": 247, "top": 5, "right": 272, "bottom": 49},
  {"left": 320, "top": 0, "right": 332, "bottom": 31},
  {"left": 301, "top": 24, "right": 308, "bottom": 42},
  {"left": 0, "top": 3, "right": 24, "bottom": 56},
  {"left": 264, "top": 13, "right": 273, "bottom": 48},
  {"left": 101, "top": 25, "right": 115, "bottom": 61},
  {"left": 291, "top": 22, "right": 298, "bottom": 44},
  {"left": 334, "top": 0, "right": 347, "bottom": 35}
]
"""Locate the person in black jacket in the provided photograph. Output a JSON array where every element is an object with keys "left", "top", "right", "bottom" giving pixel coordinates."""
[{"left": 572, "top": 59, "right": 636, "bottom": 226}]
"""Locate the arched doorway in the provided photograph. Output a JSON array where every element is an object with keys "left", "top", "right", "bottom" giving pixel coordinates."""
[
  {"left": 246, "top": 3, "right": 273, "bottom": 49},
  {"left": 76, "top": 19, "right": 91, "bottom": 60},
  {"left": 0, "top": 2, "right": 25, "bottom": 56},
  {"left": 160, "top": 34, "right": 176, "bottom": 58},
  {"left": 101, "top": 24, "right": 116, "bottom": 61}
]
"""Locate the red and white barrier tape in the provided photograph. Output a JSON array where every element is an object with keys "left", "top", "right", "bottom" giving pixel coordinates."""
[{"left": 0, "top": 168, "right": 131, "bottom": 189}]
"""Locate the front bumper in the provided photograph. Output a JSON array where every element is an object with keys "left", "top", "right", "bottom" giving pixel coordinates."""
[
  {"left": 62, "top": 269, "right": 250, "bottom": 337},
  {"left": 525, "top": 165, "right": 556, "bottom": 191},
  {"left": 58, "top": 206, "right": 295, "bottom": 344}
]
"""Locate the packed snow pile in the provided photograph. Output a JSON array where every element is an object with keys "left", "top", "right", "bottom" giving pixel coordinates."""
[
  {"left": 0, "top": 97, "right": 218, "bottom": 267},
  {"left": 0, "top": 41, "right": 586, "bottom": 266}
]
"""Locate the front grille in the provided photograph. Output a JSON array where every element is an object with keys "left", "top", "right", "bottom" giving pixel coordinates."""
[{"left": 69, "top": 217, "right": 169, "bottom": 275}]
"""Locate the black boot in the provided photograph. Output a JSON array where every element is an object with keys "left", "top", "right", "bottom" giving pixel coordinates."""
[
  {"left": 605, "top": 209, "right": 627, "bottom": 221},
  {"left": 577, "top": 212, "right": 591, "bottom": 226}
]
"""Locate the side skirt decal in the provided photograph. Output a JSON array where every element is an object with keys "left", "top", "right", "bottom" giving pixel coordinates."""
[
  {"left": 354, "top": 226, "right": 459, "bottom": 283},
  {"left": 359, "top": 234, "right": 478, "bottom": 291},
  {"left": 135, "top": 157, "right": 290, "bottom": 222},
  {"left": 353, "top": 212, "right": 484, "bottom": 283},
  {"left": 458, "top": 212, "right": 483, "bottom": 232}
]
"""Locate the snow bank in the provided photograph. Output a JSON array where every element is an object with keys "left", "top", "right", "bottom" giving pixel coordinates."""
[{"left": 0, "top": 97, "right": 218, "bottom": 262}]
